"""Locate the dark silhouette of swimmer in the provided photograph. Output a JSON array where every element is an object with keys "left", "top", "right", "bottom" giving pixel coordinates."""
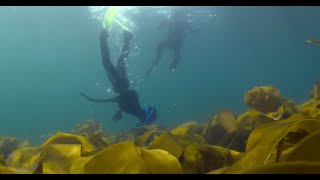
[
  {"left": 81, "top": 29, "right": 157, "bottom": 126},
  {"left": 146, "top": 8, "right": 200, "bottom": 77}
]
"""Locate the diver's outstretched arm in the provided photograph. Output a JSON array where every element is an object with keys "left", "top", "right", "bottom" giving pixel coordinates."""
[{"left": 80, "top": 93, "right": 117, "bottom": 103}]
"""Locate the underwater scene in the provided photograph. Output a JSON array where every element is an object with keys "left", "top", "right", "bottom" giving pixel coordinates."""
[{"left": 0, "top": 6, "right": 320, "bottom": 174}]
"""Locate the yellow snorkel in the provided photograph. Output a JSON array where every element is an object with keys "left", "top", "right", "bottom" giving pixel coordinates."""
[{"left": 103, "top": 6, "right": 130, "bottom": 32}]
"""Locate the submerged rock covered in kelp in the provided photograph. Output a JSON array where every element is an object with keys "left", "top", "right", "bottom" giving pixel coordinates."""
[
  {"left": 244, "top": 86, "right": 282, "bottom": 114},
  {"left": 244, "top": 86, "right": 300, "bottom": 120}
]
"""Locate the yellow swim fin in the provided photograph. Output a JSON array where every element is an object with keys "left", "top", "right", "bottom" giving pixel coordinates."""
[
  {"left": 103, "top": 6, "right": 131, "bottom": 32},
  {"left": 103, "top": 6, "right": 119, "bottom": 29}
]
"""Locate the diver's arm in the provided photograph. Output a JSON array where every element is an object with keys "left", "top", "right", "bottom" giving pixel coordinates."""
[{"left": 80, "top": 93, "right": 117, "bottom": 103}]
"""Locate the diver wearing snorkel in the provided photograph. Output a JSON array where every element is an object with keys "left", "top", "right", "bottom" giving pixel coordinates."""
[
  {"left": 146, "top": 8, "right": 200, "bottom": 77},
  {"left": 80, "top": 28, "right": 157, "bottom": 126}
]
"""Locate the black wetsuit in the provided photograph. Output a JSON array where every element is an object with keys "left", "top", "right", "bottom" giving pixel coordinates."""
[
  {"left": 81, "top": 29, "right": 145, "bottom": 122},
  {"left": 147, "top": 11, "right": 198, "bottom": 76}
]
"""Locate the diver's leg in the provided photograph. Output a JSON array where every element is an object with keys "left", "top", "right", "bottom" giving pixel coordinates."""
[
  {"left": 154, "top": 41, "right": 167, "bottom": 66},
  {"left": 146, "top": 41, "right": 168, "bottom": 77},
  {"left": 116, "top": 30, "right": 133, "bottom": 91},
  {"left": 170, "top": 47, "right": 181, "bottom": 72},
  {"left": 99, "top": 29, "right": 121, "bottom": 89}
]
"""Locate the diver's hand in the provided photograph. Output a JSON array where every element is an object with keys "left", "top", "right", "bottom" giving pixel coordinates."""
[{"left": 100, "top": 29, "right": 109, "bottom": 39}]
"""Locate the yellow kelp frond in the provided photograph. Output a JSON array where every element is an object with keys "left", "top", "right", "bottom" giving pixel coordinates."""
[
  {"left": 5, "top": 146, "right": 41, "bottom": 173},
  {"left": 134, "top": 128, "right": 160, "bottom": 147},
  {"left": 216, "top": 110, "right": 237, "bottom": 133},
  {"left": 224, "top": 116, "right": 320, "bottom": 173},
  {"left": 5, "top": 133, "right": 96, "bottom": 174},
  {"left": 0, "top": 136, "right": 21, "bottom": 158},
  {"left": 236, "top": 109, "right": 274, "bottom": 132},
  {"left": 281, "top": 98, "right": 299, "bottom": 119},
  {"left": 170, "top": 121, "right": 204, "bottom": 136},
  {"left": 148, "top": 132, "right": 184, "bottom": 158},
  {"left": 237, "top": 161, "right": 320, "bottom": 174},
  {"left": 42, "top": 144, "right": 82, "bottom": 174},
  {"left": 309, "top": 80, "right": 320, "bottom": 100},
  {"left": 40, "top": 132, "right": 96, "bottom": 156},
  {"left": 298, "top": 99, "right": 320, "bottom": 118},
  {"left": 0, "top": 165, "right": 20, "bottom": 174},
  {"left": 266, "top": 105, "right": 285, "bottom": 120},
  {"left": 189, "top": 134, "right": 208, "bottom": 145},
  {"left": 202, "top": 110, "right": 246, "bottom": 151},
  {"left": 202, "top": 114, "right": 226, "bottom": 145},
  {"left": 0, "top": 154, "right": 4, "bottom": 165},
  {"left": 83, "top": 142, "right": 147, "bottom": 174},
  {"left": 179, "top": 144, "right": 239, "bottom": 174},
  {"left": 71, "top": 141, "right": 183, "bottom": 174},
  {"left": 202, "top": 112, "right": 236, "bottom": 146},
  {"left": 279, "top": 129, "right": 320, "bottom": 162},
  {"left": 244, "top": 86, "right": 282, "bottom": 114},
  {"left": 148, "top": 131, "right": 208, "bottom": 159},
  {"left": 207, "top": 167, "right": 230, "bottom": 174},
  {"left": 139, "top": 148, "right": 183, "bottom": 174},
  {"left": 69, "top": 156, "right": 93, "bottom": 174}
]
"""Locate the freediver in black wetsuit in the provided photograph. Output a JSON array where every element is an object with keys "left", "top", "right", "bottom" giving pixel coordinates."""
[
  {"left": 146, "top": 8, "right": 200, "bottom": 77},
  {"left": 81, "top": 29, "right": 157, "bottom": 126}
]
